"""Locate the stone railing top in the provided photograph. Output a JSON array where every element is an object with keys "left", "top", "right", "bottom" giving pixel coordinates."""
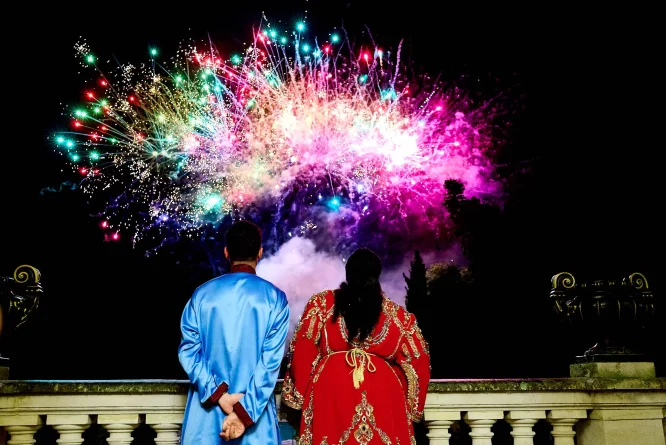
[{"left": 1, "top": 378, "right": 665, "bottom": 395}]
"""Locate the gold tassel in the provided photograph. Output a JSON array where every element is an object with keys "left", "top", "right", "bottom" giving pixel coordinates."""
[{"left": 346, "top": 348, "right": 376, "bottom": 389}]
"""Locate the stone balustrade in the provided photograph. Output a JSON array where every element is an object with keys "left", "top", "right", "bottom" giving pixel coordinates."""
[{"left": 1, "top": 379, "right": 665, "bottom": 445}]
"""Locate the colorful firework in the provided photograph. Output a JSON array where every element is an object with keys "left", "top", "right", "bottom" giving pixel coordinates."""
[{"left": 52, "top": 22, "right": 504, "bottom": 260}]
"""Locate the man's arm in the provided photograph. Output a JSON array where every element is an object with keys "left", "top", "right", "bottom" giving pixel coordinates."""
[
  {"left": 178, "top": 293, "right": 229, "bottom": 408},
  {"left": 233, "top": 293, "right": 290, "bottom": 427}
]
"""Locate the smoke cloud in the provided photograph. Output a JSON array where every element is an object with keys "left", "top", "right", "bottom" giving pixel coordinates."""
[
  {"left": 39, "top": 181, "right": 77, "bottom": 195},
  {"left": 257, "top": 237, "right": 345, "bottom": 342},
  {"left": 257, "top": 237, "right": 464, "bottom": 344}
]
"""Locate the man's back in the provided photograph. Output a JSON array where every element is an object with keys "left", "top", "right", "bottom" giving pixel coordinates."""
[{"left": 179, "top": 270, "right": 290, "bottom": 444}]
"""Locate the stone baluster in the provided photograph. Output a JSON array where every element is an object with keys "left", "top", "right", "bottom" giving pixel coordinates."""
[
  {"left": 662, "top": 407, "right": 665, "bottom": 439},
  {"left": 463, "top": 411, "right": 503, "bottom": 445},
  {"left": 275, "top": 394, "right": 282, "bottom": 420},
  {"left": 0, "top": 415, "right": 42, "bottom": 445},
  {"left": 425, "top": 420, "right": 455, "bottom": 445},
  {"left": 47, "top": 414, "right": 91, "bottom": 445},
  {"left": 506, "top": 410, "right": 546, "bottom": 445},
  {"left": 424, "top": 409, "right": 459, "bottom": 445},
  {"left": 98, "top": 414, "right": 140, "bottom": 445},
  {"left": 547, "top": 410, "right": 587, "bottom": 445},
  {"left": 146, "top": 414, "right": 182, "bottom": 445}
]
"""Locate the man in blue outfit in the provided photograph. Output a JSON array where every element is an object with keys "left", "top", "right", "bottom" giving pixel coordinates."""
[{"left": 179, "top": 221, "right": 290, "bottom": 443}]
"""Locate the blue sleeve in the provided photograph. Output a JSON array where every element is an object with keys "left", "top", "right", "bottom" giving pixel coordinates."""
[
  {"left": 178, "top": 293, "right": 228, "bottom": 406},
  {"left": 235, "top": 291, "right": 290, "bottom": 425}
]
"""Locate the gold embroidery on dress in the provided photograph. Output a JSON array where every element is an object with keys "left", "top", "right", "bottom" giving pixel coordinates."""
[
  {"left": 299, "top": 394, "right": 315, "bottom": 445},
  {"left": 414, "top": 324, "right": 429, "bottom": 355},
  {"left": 407, "top": 336, "right": 420, "bottom": 359},
  {"left": 324, "top": 315, "right": 332, "bottom": 355},
  {"left": 320, "top": 438, "right": 329, "bottom": 445},
  {"left": 281, "top": 374, "right": 304, "bottom": 409},
  {"left": 412, "top": 408, "right": 424, "bottom": 423},
  {"left": 313, "top": 354, "right": 332, "bottom": 383},
  {"left": 400, "top": 362, "right": 420, "bottom": 422},
  {"left": 404, "top": 397, "right": 413, "bottom": 434},
  {"left": 307, "top": 311, "right": 318, "bottom": 340},
  {"left": 337, "top": 391, "right": 392, "bottom": 445},
  {"left": 308, "top": 290, "right": 329, "bottom": 343},
  {"left": 377, "top": 430, "right": 392, "bottom": 444},
  {"left": 401, "top": 343, "right": 411, "bottom": 360},
  {"left": 300, "top": 430, "right": 313, "bottom": 445},
  {"left": 387, "top": 332, "right": 405, "bottom": 360},
  {"left": 315, "top": 294, "right": 328, "bottom": 343},
  {"left": 285, "top": 291, "right": 330, "bottom": 410},
  {"left": 304, "top": 396, "right": 314, "bottom": 427},
  {"left": 387, "top": 304, "right": 414, "bottom": 360},
  {"left": 354, "top": 422, "right": 373, "bottom": 443},
  {"left": 300, "top": 291, "right": 328, "bottom": 341}
]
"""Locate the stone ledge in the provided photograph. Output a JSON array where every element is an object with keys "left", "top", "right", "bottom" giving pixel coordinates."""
[
  {"left": 570, "top": 362, "right": 656, "bottom": 379},
  {"left": 427, "top": 378, "right": 666, "bottom": 392},
  {"left": 2, "top": 378, "right": 665, "bottom": 395},
  {"left": 0, "top": 380, "right": 189, "bottom": 395}
]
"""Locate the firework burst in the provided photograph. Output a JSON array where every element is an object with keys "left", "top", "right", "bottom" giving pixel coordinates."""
[{"left": 53, "top": 22, "right": 503, "bottom": 259}]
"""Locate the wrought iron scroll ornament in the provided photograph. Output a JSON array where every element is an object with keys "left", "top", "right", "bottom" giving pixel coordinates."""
[
  {"left": 550, "top": 271, "right": 655, "bottom": 361},
  {"left": 1, "top": 265, "right": 42, "bottom": 330},
  {"left": 551, "top": 272, "right": 654, "bottom": 323},
  {"left": 551, "top": 272, "right": 577, "bottom": 321}
]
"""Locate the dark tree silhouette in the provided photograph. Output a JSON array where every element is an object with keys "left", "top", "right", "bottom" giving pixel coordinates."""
[
  {"left": 426, "top": 263, "right": 473, "bottom": 294},
  {"left": 443, "top": 179, "right": 466, "bottom": 218},
  {"left": 404, "top": 250, "right": 427, "bottom": 316},
  {"left": 425, "top": 262, "right": 476, "bottom": 377},
  {"left": 442, "top": 179, "right": 503, "bottom": 280},
  {"left": 403, "top": 249, "right": 431, "bottom": 362}
]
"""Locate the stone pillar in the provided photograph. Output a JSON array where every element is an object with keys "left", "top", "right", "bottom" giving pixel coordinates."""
[
  {"left": 146, "top": 414, "right": 182, "bottom": 445},
  {"left": 425, "top": 420, "right": 454, "bottom": 445},
  {"left": 662, "top": 407, "right": 665, "bottom": 438},
  {"left": 506, "top": 410, "right": 546, "bottom": 445},
  {"left": 576, "top": 408, "right": 665, "bottom": 445},
  {"left": 47, "top": 414, "right": 91, "bottom": 445},
  {"left": 463, "top": 411, "right": 503, "bottom": 445},
  {"left": 547, "top": 410, "right": 587, "bottom": 445},
  {"left": 424, "top": 409, "right": 459, "bottom": 445},
  {"left": 0, "top": 415, "right": 42, "bottom": 445},
  {"left": 98, "top": 414, "right": 140, "bottom": 445}
]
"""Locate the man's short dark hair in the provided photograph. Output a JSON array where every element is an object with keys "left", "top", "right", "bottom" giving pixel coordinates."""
[{"left": 225, "top": 221, "right": 262, "bottom": 262}]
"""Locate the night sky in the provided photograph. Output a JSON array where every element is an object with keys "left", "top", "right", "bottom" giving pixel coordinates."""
[{"left": 1, "top": 2, "right": 661, "bottom": 379}]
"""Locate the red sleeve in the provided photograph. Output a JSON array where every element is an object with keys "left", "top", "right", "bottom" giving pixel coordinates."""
[
  {"left": 233, "top": 401, "right": 254, "bottom": 427},
  {"left": 281, "top": 292, "right": 327, "bottom": 410},
  {"left": 394, "top": 310, "right": 431, "bottom": 422},
  {"left": 202, "top": 382, "right": 229, "bottom": 409}
]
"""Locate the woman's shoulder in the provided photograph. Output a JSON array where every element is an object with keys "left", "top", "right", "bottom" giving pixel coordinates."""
[
  {"left": 305, "top": 289, "right": 335, "bottom": 311},
  {"left": 382, "top": 297, "right": 417, "bottom": 328}
]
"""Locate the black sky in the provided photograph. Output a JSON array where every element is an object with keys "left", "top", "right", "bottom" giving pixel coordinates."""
[{"left": 1, "top": 2, "right": 662, "bottom": 378}]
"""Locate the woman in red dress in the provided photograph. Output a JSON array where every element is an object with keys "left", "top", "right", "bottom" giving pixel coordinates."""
[{"left": 282, "top": 248, "right": 431, "bottom": 445}]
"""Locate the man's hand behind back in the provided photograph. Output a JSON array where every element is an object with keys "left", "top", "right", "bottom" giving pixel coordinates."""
[
  {"left": 219, "top": 393, "right": 244, "bottom": 414},
  {"left": 220, "top": 412, "right": 246, "bottom": 441}
]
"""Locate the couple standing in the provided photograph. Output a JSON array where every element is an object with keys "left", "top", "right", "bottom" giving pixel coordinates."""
[{"left": 178, "top": 221, "right": 430, "bottom": 444}]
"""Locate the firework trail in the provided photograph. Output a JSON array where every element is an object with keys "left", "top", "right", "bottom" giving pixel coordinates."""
[{"left": 52, "top": 22, "right": 503, "bottom": 264}]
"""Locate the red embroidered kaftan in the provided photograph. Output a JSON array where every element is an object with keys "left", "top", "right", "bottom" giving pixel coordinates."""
[{"left": 282, "top": 290, "right": 430, "bottom": 445}]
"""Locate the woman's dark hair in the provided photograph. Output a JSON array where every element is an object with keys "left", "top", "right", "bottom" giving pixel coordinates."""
[{"left": 333, "top": 248, "right": 384, "bottom": 343}]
